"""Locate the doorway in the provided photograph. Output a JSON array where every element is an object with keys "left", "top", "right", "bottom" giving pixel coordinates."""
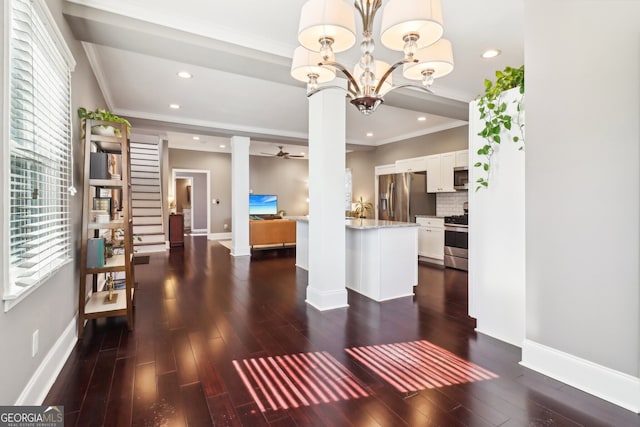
[{"left": 172, "top": 169, "right": 211, "bottom": 236}]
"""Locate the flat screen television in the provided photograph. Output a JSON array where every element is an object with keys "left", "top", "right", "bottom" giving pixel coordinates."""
[{"left": 249, "top": 194, "right": 278, "bottom": 215}]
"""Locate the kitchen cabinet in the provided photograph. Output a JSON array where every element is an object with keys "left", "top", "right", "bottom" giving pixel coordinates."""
[
  {"left": 426, "top": 153, "right": 455, "bottom": 193},
  {"left": 456, "top": 149, "right": 469, "bottom": 167},
  {"left": 416, "top": 217, "right": 444, "bottom": 260},
  {"left": 395, "top": 157, "right": 427, "bottom": 173},
  {"left": 375, "top": 164, "right": 396, "bottom": 176}
]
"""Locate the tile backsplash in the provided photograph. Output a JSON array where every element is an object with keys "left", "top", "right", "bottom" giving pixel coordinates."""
[{"left": 436, "top": 192, "right": 468, "bottom": 217}]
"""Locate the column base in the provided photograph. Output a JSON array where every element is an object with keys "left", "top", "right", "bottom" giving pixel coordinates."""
[{"left": 305, "top": 287, "right": 349, "bottom": 311}]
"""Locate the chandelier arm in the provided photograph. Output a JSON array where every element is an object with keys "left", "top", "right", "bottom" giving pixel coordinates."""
[
  {"left": 320, "top": 60, "right": 361, "bottom": 95},
  {"left": 382, "top": 84, "right": 434, "bottom": 96},
  {"left": 374, "top": 58, "right": 418, "bottom": 94},
  {"left": 306, "top": 85, "right": 355, "bottom": 99}
]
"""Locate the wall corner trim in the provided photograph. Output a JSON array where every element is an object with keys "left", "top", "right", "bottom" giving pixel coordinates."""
[
  {"left": 520, "top": 339, "right": 640, "bottom": 414},
  {"left": 15, "top": 316, "right": 77, "bottom": 405}
]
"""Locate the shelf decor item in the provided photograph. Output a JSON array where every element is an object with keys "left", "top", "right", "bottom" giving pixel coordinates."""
[
  {"left": 93, "top": 197, "right": 111, "bottom": 213},
  {"left": 77, "top": 107, "right": 131, "bottom": 135},
  {"left": 104, "top": 273, "right": 118, "bottom": 304}
]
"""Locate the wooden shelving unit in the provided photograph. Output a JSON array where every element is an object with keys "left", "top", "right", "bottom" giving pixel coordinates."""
[{"left": 78, "top": 119, "right": 135, "bottom": 337}]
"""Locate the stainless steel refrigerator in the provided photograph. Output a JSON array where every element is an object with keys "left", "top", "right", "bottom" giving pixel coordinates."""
[{"left": 378, "top": 172, "right": 436, "bottom": 222}]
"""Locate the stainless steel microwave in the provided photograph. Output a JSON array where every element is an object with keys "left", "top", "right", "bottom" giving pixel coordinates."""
[{"left": 453, "top": 166, "right": 469, "bottom": 190}]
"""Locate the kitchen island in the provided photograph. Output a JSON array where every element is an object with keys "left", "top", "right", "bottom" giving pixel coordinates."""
[{"left": 294, "top": 217, "right": 419, "bottom": 302}]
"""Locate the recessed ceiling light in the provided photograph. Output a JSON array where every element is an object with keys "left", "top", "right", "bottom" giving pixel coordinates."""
[
  {"left": 192, "top": 136, "right": 200, "bottom": 140},
  {"left": 481, "top": 49, "right": 502, "bottom": 59},
  {"left": 219, "top": 144, "right": 226, "bottom": 148},
  {"left": 366, "top": 132, "right": 374, "bottom": 137},
  {"left": 169, "top": 104, "right": 180, "bottom": 109},
  {"left": 417, "top": 116, "right": 427, "bottom": 121},
  {"left": 177, "top": 71, "right": 192, "bottom": 79}
]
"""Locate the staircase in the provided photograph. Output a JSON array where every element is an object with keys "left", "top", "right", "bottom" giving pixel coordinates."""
[{"left": 129, "top": 137, "right": 166, "bottom": 253}]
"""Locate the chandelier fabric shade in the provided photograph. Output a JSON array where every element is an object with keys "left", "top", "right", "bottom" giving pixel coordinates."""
[
  {"left": 403, "top": 38, "right": 454, "bottom": 80},
  {"left": 297, "top": 0, "right": 357, "bottom": 54},
  {"left": 291, "top": 0, "right": 454, "bottom": 115},
  {"left": 291, "top": 46, "right": 337, "bottom": 84},
  {"left": 380, "top": 0, "right": 444, "bottom": 51}
]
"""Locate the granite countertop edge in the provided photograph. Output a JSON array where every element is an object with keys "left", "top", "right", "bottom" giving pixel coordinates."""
[{"left": 290, "top": 216, "right": 419, "bottom": 229}]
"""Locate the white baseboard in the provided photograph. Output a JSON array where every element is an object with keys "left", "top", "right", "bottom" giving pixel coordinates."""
[
  {"left": 305, "top": 288, "right": 349, "bottom": 311},
  {"left": 209, "top": 232, "right": 231, "bottom": 240},
  {"left": 15, "top": 317, "right": 77, "bottom": 405},
  {"left": 521, "top": 339, "right": 640, "bottom": 414},
  {"left": 475, "top": 326, "right": 523, "bottom": 348}
]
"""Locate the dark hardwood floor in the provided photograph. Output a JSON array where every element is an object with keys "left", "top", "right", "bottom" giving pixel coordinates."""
[{"left": 45, "top": 236, "right": 639, "bottom": 426}]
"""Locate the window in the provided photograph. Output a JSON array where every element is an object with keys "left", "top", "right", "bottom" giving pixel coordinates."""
[{"left": 4, "top": 0, "right": 75, "bottom": 307}]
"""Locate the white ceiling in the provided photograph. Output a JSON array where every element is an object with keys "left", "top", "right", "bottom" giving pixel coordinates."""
[{"left": 63, "top": 0, "right": 524, "bottom": 155}]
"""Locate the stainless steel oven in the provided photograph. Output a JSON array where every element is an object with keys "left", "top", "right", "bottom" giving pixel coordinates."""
[{"left": 444, "top": 215, "right": 468, "bottom": 271}]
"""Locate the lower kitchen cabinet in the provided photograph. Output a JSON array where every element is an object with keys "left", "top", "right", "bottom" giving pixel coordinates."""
[{"left": 417, "top": 217, "right": 444, "bottom": 261}]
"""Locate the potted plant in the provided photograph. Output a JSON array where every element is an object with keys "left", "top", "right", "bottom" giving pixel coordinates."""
[
  {"left": 353, "top": 196, "right": 373, "bottom": 218},
  {"left": 474, "top": 65, "right": 525, "bottom": 190},
  {"left": 78, "top": 107, "right": 131, "bottom": 136}
]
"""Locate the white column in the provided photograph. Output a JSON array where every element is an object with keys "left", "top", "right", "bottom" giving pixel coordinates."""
[
  {"left": 306, "top": 82, "right": 348, "bottom": 310},
  {"left": 230, "top": 136, "right": 251, "bottom": 256}
]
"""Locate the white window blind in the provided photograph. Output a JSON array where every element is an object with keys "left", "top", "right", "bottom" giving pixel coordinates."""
[{"left": 6, "top": 0, "right": 74, "bottom": 299}]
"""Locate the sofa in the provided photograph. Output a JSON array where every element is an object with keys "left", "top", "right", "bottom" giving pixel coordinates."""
[{"left": 249, "top": 219, "right": 296, "bottom": 248}]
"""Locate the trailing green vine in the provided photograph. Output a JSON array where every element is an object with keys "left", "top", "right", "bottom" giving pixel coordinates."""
[{"left": 475, "top": 65, "right": 525, "bottom": 190}]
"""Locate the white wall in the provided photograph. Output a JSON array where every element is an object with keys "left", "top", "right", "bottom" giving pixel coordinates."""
[
  {"left": 522, "top": 0, "right": 640, "bottom": 412},
  {"left": 0, "top": 0, "right": 108, "bottom": 404},
  {"left": 468, "top": 88, "right": 526, "bottom": 348}
]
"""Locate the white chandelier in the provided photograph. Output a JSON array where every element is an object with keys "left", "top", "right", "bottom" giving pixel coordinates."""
[{"left": 290, "top": 0, "right": 454, "bottom": 115}]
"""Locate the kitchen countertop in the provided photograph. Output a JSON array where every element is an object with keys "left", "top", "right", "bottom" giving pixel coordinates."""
[
  {"left": 414, "top": 214, "right": 444, "bottom": 219},
  {"left": 291, "top": 216, "right": 418, "bottom": 229}
]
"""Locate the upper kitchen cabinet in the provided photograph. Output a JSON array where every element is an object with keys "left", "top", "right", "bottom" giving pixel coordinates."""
[
  {"left": 426, "top": 153, "right": 456, "bottom": 193},
  {"left": 375, "top": 164, "right": 397, "bottom": 176},
  {"left": 455, "top": 149, "right": 469, "bottom": 168},
  {"left": 395, "top": 157, "right": 427, "bottom": 173}
]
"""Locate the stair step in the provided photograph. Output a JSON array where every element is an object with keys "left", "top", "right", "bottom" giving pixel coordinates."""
[
  {"left": 130, "top": 145, "right": 159, "bottom": 153},
  {"left": 134, "top": 225, "right": 164, "bottom": 235},
  {"left": 132, "top": 177, "right": 160, "bottom": 186},
  {"left": 133, "top": 165, "right": 159, "bottom": 173},
  {"left": 132, "top": 199, "right": 162, "bottom": 208},
  {"left": 130, "top": 153, "right": 159, "bottom": 162},
  {"left": 134, "top": 244, "right": 166, "bottom": 254},
  {"left": 136, "top": 233, "right": 165, "bottom": 244},
  {"left": 133, "top": 216, "right": 162, "bottom": 225},
  {"left": 130, "top": 141, "right": 159, "bottom": 148},
  {"left": 132, "top": 185, "right": 161, "bottom": 193},
  {"left": 131, "top": 159, "right": 159, "bottom": 167},
  {"left": 133, "top": 208, "right": 163, "bottom": 217},
  {"left": 131, "top": 171, "right": 160, "bottom": 179},
  {"left": 132, "top": 192, "right": 161, "bottom": 201}
]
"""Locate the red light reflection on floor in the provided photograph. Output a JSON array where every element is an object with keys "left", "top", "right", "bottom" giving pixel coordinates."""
[
  {"left": 346, "top": 340, "right": 498, "bottom": 393},
  {"left": 233, "top": 351, "right": 369, "bottom": 412}
]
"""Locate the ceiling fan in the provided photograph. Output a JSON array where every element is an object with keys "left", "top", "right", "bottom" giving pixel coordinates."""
[{"left": 262, "top": 146, "right": 305, "bottom": 159}]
